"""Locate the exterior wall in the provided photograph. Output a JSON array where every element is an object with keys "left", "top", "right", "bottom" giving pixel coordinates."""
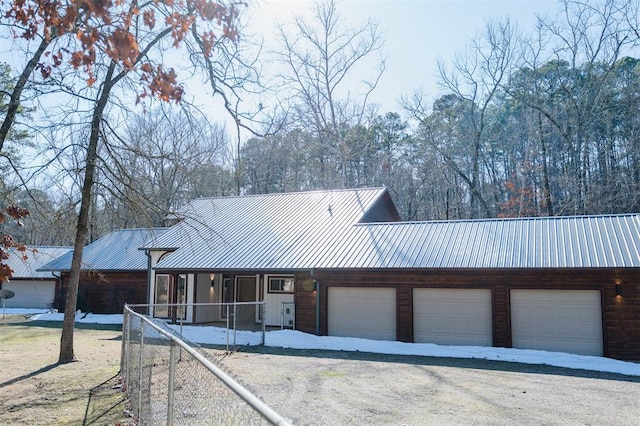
[
  {"left": 56, "top": 271, "right": 147, "bottom": 314},
  {"left": 310, "top": 268, "right": 640, "bottom": 361},
  {"left": 148, "top": 250, "right": 170, "bottom": 305},
  {"left": 1, "top": 278, "right": 60, "bottom": 309},
  {"left": 359, "top": 191, "right": 401, "bottom": 222},
  {"left": 264, "top": 274, "right": 295, "bottom": 327},
  {"left": 294, "top": 272, "right": 318, "bottom": 334},
  {"left": 194, "top": 273, "right": 218, "bottom": 323}
]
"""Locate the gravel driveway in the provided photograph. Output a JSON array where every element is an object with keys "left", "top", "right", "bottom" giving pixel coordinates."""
[{"left": 204, "top": 347, "right": 640, "bottom": 425}]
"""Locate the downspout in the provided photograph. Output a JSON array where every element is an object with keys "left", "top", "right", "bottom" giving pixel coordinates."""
[{"left": 145, "top": 250, "right": 152, "bottom": 317}]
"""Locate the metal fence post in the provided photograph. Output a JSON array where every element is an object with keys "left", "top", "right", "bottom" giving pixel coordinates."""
[
  {"left": 262, "top": 303, "right": 266, "bottom": 345},
  {"left": 123, "top": 309, "right": 131, "bottom": 392},
  {"left": 167, "top": 341, "right": 177, "bottom": 426},
  {"left": 138, "top": 320, "right": 145, "bottom": 419},
  {"left": 226, "top": 305, "right": 230, "bottom": 352},
  {"left": 233, "top": 302, "right": 237, "bottom": 349},
  {"left": 120, "top": 307, "right": 128, "bottom": 373}
]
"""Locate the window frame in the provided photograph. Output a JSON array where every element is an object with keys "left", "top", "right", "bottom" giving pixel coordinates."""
[{"left": 267, "top": 275, "right": 295, "bottom": 294}]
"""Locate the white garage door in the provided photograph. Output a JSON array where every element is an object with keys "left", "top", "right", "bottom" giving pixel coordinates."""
[
  {"left": 3, "top": 280, "right": 56, "bottom": 309},
  {"left": 328, "top": 287, "right": 396, "bottom": 340},
  {"left": 511, "top": 290, "right": 603, "bottom": 356},
  {"left": 413, "top": 289, "right": 493, "bottom": 346}
]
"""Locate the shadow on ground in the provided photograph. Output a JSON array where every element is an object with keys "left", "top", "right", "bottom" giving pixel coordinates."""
[
  {"left": 82, "top": 373, "right": 132, "bottom": 426},
  {"left": 202, "top": 344, "right": 640, "bottom": 383},
  {"left": 0, "top": 363, "right": 60, "bottom": 388},
  {"left": 1, "top": 319, "right": 122, "bottom": 331}
]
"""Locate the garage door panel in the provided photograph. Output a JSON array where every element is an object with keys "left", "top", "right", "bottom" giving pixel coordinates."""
[
  {"left": 3, "top": 280, "right": 55, "bottom": 309},
  {"left": 511, "top": 290, "right": 603, "bottom": 356},
  {"left": 328, "top": 288, "right": 396, "bottom": 341},
  {"left": 414, "top": 289, "right": 492, "bottom": 346}
]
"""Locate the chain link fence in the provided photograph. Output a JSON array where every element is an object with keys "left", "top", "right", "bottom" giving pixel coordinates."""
[
  {"left": 121, "top": 305, "right": 291, "bottom": 425},
  {"left": 127, "top": 302, "right": 266, "bottom": 350}
]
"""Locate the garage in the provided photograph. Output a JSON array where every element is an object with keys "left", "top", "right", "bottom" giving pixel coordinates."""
[
  {"left": 413, "top": 288, "right": 493, "bottom": 346},
  {"left": 510, "top": 290, "right": 603, "bottom": 356},
  {"left": 2, "top": 279, "right": 56, "bottom": 309},
  {"left": 328, "top": 287, "right": 396, "bottom": 340}
]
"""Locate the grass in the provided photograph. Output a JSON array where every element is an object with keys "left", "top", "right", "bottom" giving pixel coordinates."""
[{"left": 0, "top": 315, "right": 133, "bottom": 425}]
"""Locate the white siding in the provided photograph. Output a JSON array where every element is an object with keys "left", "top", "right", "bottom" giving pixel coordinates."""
[
  {"left": 265, "top": 292, "right": 294, "bottom": 327},
  {"left": 264, "top": 274, "right": 295, "bottom": 327}
]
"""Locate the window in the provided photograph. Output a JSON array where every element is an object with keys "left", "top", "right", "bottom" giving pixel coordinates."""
[
  {"left": 268, "top": 276, "right": 294, "bottom": 293},
  {"left": 154, "top": 275, "right": 170, "bottom": 318},
  {"left": 153, "top": 273, "right": 187, "bottom": 320}
]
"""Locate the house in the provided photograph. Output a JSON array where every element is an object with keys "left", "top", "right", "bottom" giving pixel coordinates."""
[
  {"left": 1, "top": 246, "right": 71, "bottom": 309},
  {"left": 141, "top": 188, "right": 640, "bottom": 361},
  {"left": 140, "top": 188, "right": 399, "bottom": 326},
  {"left": 39, "top": 228, "right": 168, "bottom": 314}
]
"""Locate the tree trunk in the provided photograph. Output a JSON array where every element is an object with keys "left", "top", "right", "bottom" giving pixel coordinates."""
[
  {"left": 538, "top": 113, "right": 554, "bottom": 216},
  {"left": 59, "top": 61, "right": 116, "bottom": 364},
  {"left": 0, "top": 38, "right": 50, "bottom": 152}
]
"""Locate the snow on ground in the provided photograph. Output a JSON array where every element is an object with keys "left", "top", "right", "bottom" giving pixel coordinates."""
[
  {"left": 5, "top": 309, "right": 638, "bottom": 377},
  {"left": 9, "top": 309, "right": 124, "bottom": 325}
]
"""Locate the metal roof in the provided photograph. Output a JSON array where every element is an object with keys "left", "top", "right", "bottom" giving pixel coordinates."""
[
  {"left": 312, "top": 214, "right": 640, "bottom": 269},
  {"left": 5, "top": 246, "right": 72, "bottom": 279},
  {"left": 146, "top": 188, "right": 391, "bottom": 270},
  {"left": 153, "top": 204, "right": 640, "bottom": 270},
  {"left": 39, "top": 228, "right": 168, "bottom": 272}
]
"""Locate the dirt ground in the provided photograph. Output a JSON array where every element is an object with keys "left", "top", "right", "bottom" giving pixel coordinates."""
[
  {"left": 0, "top": 315, "right": 133, "bottom": 426},
  {"left": 209, "top": 346, "right": 640, "bottom": 426}
]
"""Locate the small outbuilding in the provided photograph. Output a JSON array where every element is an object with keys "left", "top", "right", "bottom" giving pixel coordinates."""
[{"left": 1, "top": 246, "right": 71, "bottom": 309}]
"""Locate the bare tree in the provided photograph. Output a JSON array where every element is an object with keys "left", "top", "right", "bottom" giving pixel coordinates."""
[
  {"left": 97, "top": 105, "right": 232, "bottom": 229},
  {"left": 274, "top": 0, "right": 385, "bottom": 188},
  {"left": 404, "top": 19, "right": 516, "bottom": 218}
]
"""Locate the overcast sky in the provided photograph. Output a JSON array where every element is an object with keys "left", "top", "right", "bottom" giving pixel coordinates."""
[{"left": 242, "top": 0, "right": 560, "bottom": 115}]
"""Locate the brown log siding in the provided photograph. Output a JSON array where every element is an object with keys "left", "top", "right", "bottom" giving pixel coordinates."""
[
  {"left": 294, "top": 268, "right": 640, "bottom": 361},
  {"left": 55, "top": 271, "right": 147, "bottom": 314}
]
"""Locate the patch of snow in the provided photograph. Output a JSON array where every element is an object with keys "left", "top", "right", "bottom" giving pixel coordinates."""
[
  {"left": 3, "top": 308, "right": 123, "bottom": 324},
  {"left": 12, "top": 311, "right": 638, "bottom": 377},
  {"left": 1, "top": 308, "right": 52, "bottom": 315},
  {"left": 265, "top": 330, "right": 640, "bottom": 377}
]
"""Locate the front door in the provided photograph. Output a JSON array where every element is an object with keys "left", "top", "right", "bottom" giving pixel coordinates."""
[{"left": 235, "top": 275, "right": 257, "bottom": 323}]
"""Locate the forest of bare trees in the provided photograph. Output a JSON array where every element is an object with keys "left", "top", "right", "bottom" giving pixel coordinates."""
[
  {"left": 2, "top": 0, "right": 640, "bottom": 250},
  {"left": 240, "top": 0, "right": 640, "bottom": 220}
]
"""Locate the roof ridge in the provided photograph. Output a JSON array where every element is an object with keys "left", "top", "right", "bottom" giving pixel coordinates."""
[
  {"left": 15, "top": 245, "right": 73, "bottom": 249},
  {"left": 111, "top": 227, "right": 169, "bottom": 232},
  {"left": 184, "top": 187, "right": 387, "bottom": 203},
  {"left": 356, "top": 213, "right": 640, "bottom": 226}
]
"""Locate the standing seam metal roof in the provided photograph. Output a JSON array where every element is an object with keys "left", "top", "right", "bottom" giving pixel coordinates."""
[
  {"left": 38, "top": 228, "right": 169, "bottom": 271},
  {"left": 144, "top": 187, "right": 640, "bottom": 270},
  {"left": 314, "top": 214, "right": 640, "bottom": 269},
  {"left": 5, "top": 246, "right": 72, "bottom": 279},
  {"left": 146, "top": 188, "right": 391, "bottom": 270}
]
